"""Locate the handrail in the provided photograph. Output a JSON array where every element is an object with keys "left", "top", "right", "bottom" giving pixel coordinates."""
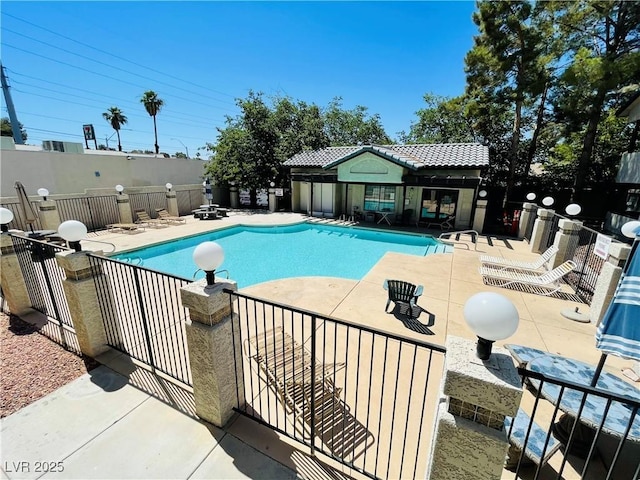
[
  {"left": 439, "top": 229, "right": 478, "bottom": 251},
  {"left": 81, "top": 238, "right": 117, "bottom": 253}
]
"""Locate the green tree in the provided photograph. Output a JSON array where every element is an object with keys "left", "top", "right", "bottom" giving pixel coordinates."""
[
  {"left": 0, "top": 117, "right": 27, "bottom": 141},
  {"left": 323, "top": 97, "right": 392, "bottom": 146},
  {"left": 102, "top": 106, "right": 127, "bottom": 152},
  {"left": 140, "top": 90, "right": 164, "bottom": 154},
  {"left": 174, "top": 152, "right": 187, "bottom": 158}
]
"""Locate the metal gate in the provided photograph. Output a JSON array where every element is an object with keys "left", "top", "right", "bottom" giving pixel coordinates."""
[
  {"left": 128, "top": 192, "right": 168, "bottom": 219},
  {"left": 88, "top": 254, "right": 193, "bottom": 386},
  {"left": 11, "top": 234, "right": 79, "bottom": 353},
  {"left": 57, "top": 195, "right": 120, "bottom": 232},
  {"left": 229, "top": 290, "right": 446, "bottom": 480}
]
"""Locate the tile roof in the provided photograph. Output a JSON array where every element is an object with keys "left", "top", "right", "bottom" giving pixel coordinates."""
[{"left": 284, "top": 143, "right": 489, "bottom": 170}]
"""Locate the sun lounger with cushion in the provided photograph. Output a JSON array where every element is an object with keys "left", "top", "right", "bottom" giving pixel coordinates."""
[
  {"left": 480, "top": 260, "right": 577, "bottom": 296},
  {"left": 480, "top": 245, "right": 559, "bottom": 271},
  {"left": 155, "top": 208, "right": 186, "bottom": 224},
  {"left": 106, "top": 223, "right": 144, "bottom": 233},
  {"left": 135, "top": 209, "right": 167, "bottom": 227}
]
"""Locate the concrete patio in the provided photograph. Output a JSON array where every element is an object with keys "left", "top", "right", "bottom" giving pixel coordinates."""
[{"left": 2, "top": 211, "right": 638, "bottom": 479}]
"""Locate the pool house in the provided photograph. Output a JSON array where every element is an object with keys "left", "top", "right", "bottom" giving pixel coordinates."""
[{"left": 284, "top": 143, "right": 489, "bottom": 229}]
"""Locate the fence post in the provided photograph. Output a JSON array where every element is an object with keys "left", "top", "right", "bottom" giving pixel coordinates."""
[
  {"left": 38, "top": 200, "right": 62, "bottom": 231},
  {"left": 116, "top": 193, "right": 134, "bottom": 224},
  {"left": 472, "top": 199, "right": 487, "bottom": 234},
  {"left": 549, "top": 218, "right": 582, "bottom": 269},
  {"left": 166, "top": 190, "right": 179, "bottom": 217},
  {"left": 590, "top": 242, "right": 632, "bottom": 325},
  {"left": 426, "top": 336, "right": 522, "bottom": 480},
  {"left": 268, "top": 187, "right": 277, "bottom": 213},
  {"left": 528, "top": 208, "right": 554, "bottom": 254},
  {"left": 0, "top": 234, "right": 34, "bottom": 315},
  {"left": 518, "top": 202, "right": 537, "bottom": 239},
  {"left": 180, "top": 278, "right": 244, "bottom": 427},
  {"left": 55, "top": 251, "right": 111, "bottom": 357}
]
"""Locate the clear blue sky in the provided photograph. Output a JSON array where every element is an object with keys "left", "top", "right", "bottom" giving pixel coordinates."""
[{"left": 1, "top": 1, "right": 478, "bottom": 158}]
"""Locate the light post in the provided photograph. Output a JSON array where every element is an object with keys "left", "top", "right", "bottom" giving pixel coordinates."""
[
  {"left": 0, "top": 207, "right": 14, "bottom": 232},
  {"left": 58, "top": 220, "right": 87, "bottom": 252},
  {"left": 165, "top": 183, "right": 173, "bottom": 192},
  {"left": 542, "top": 196, "right": 555, "bottom": 208},
  {"left": 463, "top": 292, "right": 519, "bottom": 360},
  {"left": 115, "top": 184, "right": 124, "bottom": 195},
  {"left": 37, "top": 188, "right": 50, "bottom": 201},
  {"left": 171, "top": 138, "right": 189, "bottom": 158},
  {"left": 192, "top": 241, "right": 224, "bottom": 286}
]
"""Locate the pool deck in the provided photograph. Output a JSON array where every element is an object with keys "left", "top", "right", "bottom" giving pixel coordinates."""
[{"left": 5, "top": 210, "right": 637, "bottom": 480}]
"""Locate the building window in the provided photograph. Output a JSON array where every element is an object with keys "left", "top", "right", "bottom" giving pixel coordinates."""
[
  {"left": 364, "top": 185, "right": 396, "bottom": 211},
  {"left": 625, "top": 189, "right": 640, "bottom": 215}
]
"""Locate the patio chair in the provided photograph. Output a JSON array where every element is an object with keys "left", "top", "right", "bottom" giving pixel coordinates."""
[
  {"left": 383, "top": 279, "right": 423, "bottom": 319},
  {"left": 480, "top": 245, "right": 558, "bottom": 271},
  {"left": 134, "top": 209, "right": 167, "bottom": 228},
  {"left": 426, "top": 214, "right": 455, "bottom": 230},
  {"left": 106, "top": 223, "right": 144, "bottom": 233},
  {"left": 480, "top": 260, "right": 577, "bottom": 296},
  {"left": 155, "top": 208, "right": 186, "bottom": 224}
]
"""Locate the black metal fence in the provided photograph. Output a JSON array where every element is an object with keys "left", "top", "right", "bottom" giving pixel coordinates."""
[
  {"left": 565, "top": 226, "right": 607, "bottom": 304},
  {"left": 508, "top": 367, "right": 640, "bottom": 480},
  {"left": 0, "top": 201, "right": 43, "bottom": 232},
  {"left": 10, "top": 234, "right": 79, "bottom": 353},
  {"left": 129, "top": 192, "right": 168, "bottom": 219},
  {"left": 524, "top": 209, "right": 537, "bottom": 242},
  {"left": 57, "top": 195, "right": 120, "bottom": 232},
  {"left": 542, "top": 213, "right": 564, "bottom": 250},
  {"left": 228, "top": 290, "right": 446, "bottom": 480},
  {"left": 88, "top": 253, "right": 193, "bottom": 386}
]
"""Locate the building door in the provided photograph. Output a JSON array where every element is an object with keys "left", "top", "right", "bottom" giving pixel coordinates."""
[{"left": 419, "top": 189, "right": 458, "bottom": 222}]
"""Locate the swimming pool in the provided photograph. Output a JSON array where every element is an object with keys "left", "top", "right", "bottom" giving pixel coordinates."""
[{"left": 113, "top": 223, "right": 451, "bottom": 288}]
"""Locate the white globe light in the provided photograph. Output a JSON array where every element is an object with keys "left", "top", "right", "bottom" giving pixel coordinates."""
[
  {"left": 542, "top": 196, "right": 554, "bottom": 207},
  {"left": 478, "top": 190, "right": 487, "bottom": 198},
  {"left": 202, "top": 181, "right": 207, "bottom": 187},
  {"left": 565, "top": 203, "right": 581, "bottom": 216},
  {"left": 165, "top": 183, "right": 173, "bottom": 190},
  {"left": 58, "top": 220, "right": 88, "bottom": 242},
  {"left": 621, "top": 220, "right": 640, "bottom": 239},
  {"left": 526, "top": 193, "right": 536, "bottom": 201},
  {"left": 115, "top": 184, "right": 124, "bottom": 193},
  {"left": 0, "top": 207, "right": 15, "bottom": 225},
  {"left": 193, "top": 241, "right": 225, "bottom": 272},
  {"left": 37, "top": 188, "right": 50, "bottom": 198},
  {"left": 463, "top": 292, "right": 519, "bottom": 341}
]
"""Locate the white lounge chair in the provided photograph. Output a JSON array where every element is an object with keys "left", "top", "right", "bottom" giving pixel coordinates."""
[
  {"left": 480, "top": 245, "right": 559, "bottom": 271},
  {"left": 480, "top": 260, "right": 577, "bottom": 296}
]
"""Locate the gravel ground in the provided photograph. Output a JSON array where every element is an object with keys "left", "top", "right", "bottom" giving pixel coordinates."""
[{"left": 1, "top": 313, "right": 99, "bottom": 418}]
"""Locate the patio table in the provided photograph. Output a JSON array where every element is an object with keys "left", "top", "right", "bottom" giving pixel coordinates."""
[
  {"left": 527, "top": 355, "right": 640, "bottom": 445},
  {"left": 376, "top": 210, "right": 392, "bottom": 225}
]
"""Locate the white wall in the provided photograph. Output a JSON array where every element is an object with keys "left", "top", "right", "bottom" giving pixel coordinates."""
[
  {"left": 616, "top": 152, "right": 640, "bottom": 184},
  {"left": 0, "top": 149, "right": 206, "bottom": 196}
]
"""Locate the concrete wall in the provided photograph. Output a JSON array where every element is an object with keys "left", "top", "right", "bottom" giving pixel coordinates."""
[{"left": 1, "top": 149, "right": 206, "bottom": 196}]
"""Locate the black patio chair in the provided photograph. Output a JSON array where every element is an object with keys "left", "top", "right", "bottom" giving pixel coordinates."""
[{"left": 383, "top": 279, "right": 423, "bottom": 319}]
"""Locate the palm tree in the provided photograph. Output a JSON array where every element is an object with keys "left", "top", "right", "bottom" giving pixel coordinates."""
[
  {"left": 140, "top": 90, "right": 164, "bottom": 154},
  {"left": 102, "top": 107, "right": 128, "bottom": 151}
]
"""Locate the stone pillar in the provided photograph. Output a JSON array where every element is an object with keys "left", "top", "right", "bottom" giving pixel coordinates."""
[
  {"left": 180, "top": 278, "right": 244, "bottom": 427},
  {"left": 56, "top": 251, "right": 111, "bottom": 358},
  {"left": 528, "top": 208, "right": 554, "bottom": 254},
  {"left": 589, "top": 243, "right": 631, "bottom": 325},
  {"left": 549, "top": 219, "right": 582, "bottom": 269},
  {"left": 426, "top": 336, "right": 522, "bottom": 480},
  {"left": 472, "top": 200, "right": 488, "bottom": 234},
  {"left": 117, "top": 194, "right": 133, "bottom": 224},
  {"left": 517, "top": 202, "right": 537, "bottom": 239},
  {"left": 229, "top": 185, "right": 239, "bottom": 209},
  {"left": 166, "top": 191, "right": 179, "bottom": 217},
  {"left": 0, "top": 233, "right": 36, "bottom": 316},
  {"left": 268, "top": 188, "right": 277, "bottom": 213},
  {"left": 38, "top": 200, "right": 62, "bottom": 231}
]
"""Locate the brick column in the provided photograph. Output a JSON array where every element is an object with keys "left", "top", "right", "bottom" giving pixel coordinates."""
[
  {"left": 549, "top": 219, "right": 582, "bottom": 269},
  {"left": 589, "top": 243, "right": 631, "bottom": 326},
  {"left": 528, "top": 208, "right": 554, "bottom": 254},
  {"left": 0, "top": 233, "right": 36, "bottom": 316},
  {"left": 117, "top": 194, "right": 133, "bottom": 224},
  {"left": 38, "top": 200, "right": 62, "bottom": 231},
  {"left": 472, "top": 199, "right": 488, "bottom": 234},
  {"left": 426, "top": 336, "right": 522, "bottom": 480},
  {"left": 268, "top": 187, "right": 277, "bottom": 213},
  {"left": 180, "top": 279, "right": 245, "bottom": 427},
  {"left": 517, "top": 202, "right": 537, "bottom": 239},
  {"left": 56, "top": 251, "right": 111, "bottom": 358},
  {"left": 166, "top": 191, "right": 179, "bottom": 217}
]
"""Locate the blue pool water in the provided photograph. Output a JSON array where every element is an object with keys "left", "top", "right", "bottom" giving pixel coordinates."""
[{"left": 113, "top": 223, "right": 451, "bottom": 288}]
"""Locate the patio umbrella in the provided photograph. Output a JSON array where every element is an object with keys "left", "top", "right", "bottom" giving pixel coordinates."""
[
  {"left": 204, "top": 178, "right": 213, "bottom": 205},
  {"left": 14, "top": 181, "right": 38, "bottom": 232},
  {"left": 592, "top": 227, "right": 640, "bottom": 384}
]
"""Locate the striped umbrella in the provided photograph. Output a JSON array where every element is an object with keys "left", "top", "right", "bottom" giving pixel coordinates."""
[
  {"left": 204, "top": 178, "right": 213, "bottom": 205},
  {"left": 15, "top": 181, "right": 38, "bottom": 232},
  {"left": 593, "top": 224, "right": 640, "bottom": 382}
]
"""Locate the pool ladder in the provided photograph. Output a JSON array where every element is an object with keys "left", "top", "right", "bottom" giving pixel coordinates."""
[{"left": 438, "top": 230, "right": 478, "bottom": 251}]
